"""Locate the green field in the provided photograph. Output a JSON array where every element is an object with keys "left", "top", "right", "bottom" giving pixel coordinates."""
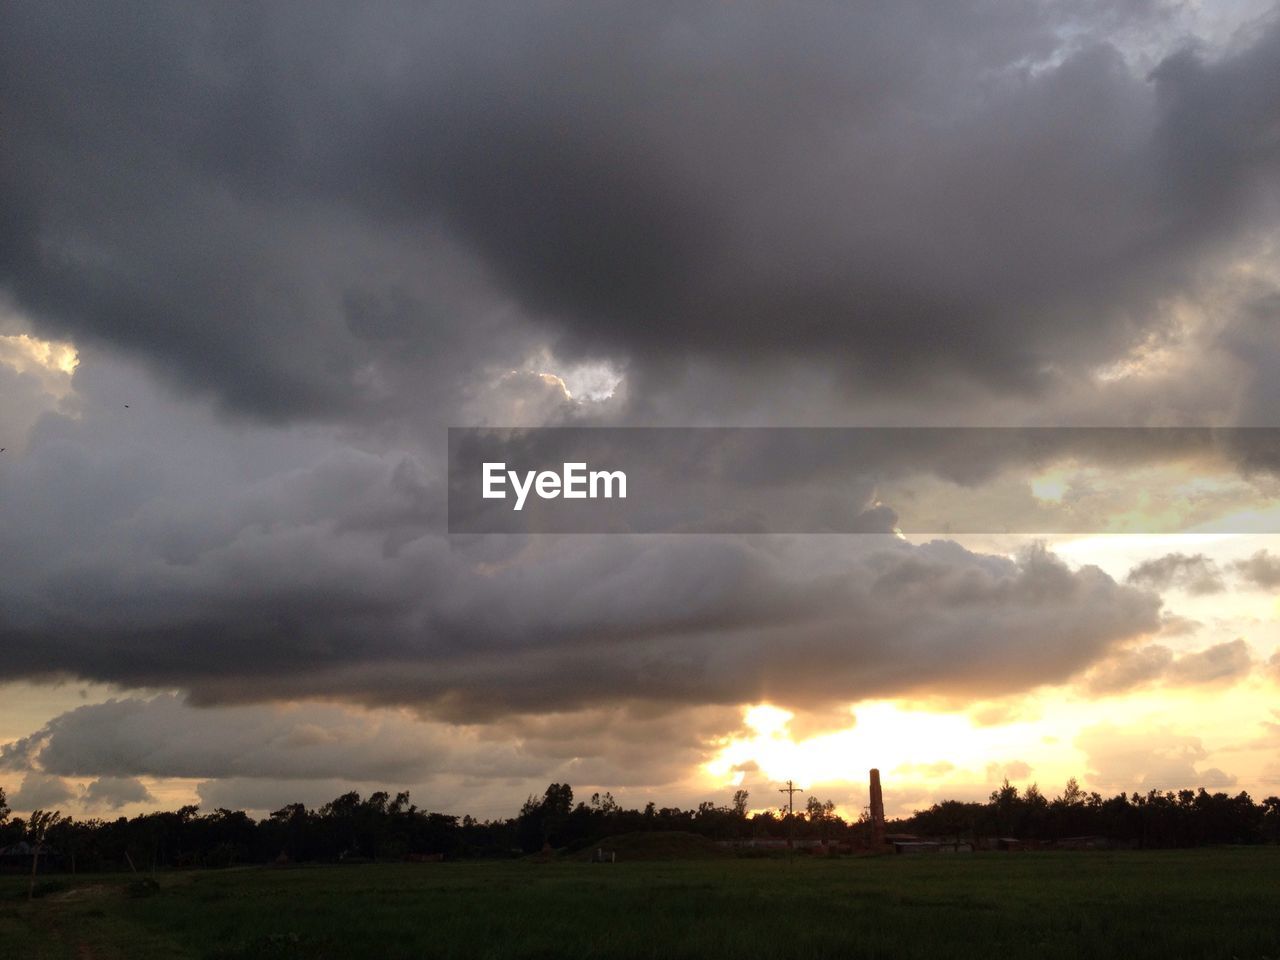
[{"left": 3, "top": 848, "right": 1279, "bottom": 959}]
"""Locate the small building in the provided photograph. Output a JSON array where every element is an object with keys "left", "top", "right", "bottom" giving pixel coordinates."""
[{"left": 893, "top": 840, "right": 940, "bottom": 855}]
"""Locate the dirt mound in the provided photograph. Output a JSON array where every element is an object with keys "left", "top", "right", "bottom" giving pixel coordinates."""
[{"left": 571, "top": 831, "right": 729, "bottom": 861}]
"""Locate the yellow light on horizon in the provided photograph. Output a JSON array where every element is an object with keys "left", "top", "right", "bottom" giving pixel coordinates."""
[{"left": 708, "top": 701, "right": 1000, "bottom": 792}]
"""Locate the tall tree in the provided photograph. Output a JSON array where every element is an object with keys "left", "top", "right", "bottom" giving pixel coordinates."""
[{"left": 26, "top": 809, "right": 63, "bottom": 900}]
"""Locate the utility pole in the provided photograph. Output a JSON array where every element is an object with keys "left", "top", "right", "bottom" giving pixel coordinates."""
[
  {"left": 778, "top": 780, "right": 802, "bottom": 816},
  {"left": 778, "top": 780, "right": 804, "bottom": 850}
]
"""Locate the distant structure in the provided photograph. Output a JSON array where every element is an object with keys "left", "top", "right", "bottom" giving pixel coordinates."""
[
  {"left": 778, "top": 779, "right": 805, "bottom": 849},
  {"left": 869, "top": 768, "right": 886, "bottom": 848}
]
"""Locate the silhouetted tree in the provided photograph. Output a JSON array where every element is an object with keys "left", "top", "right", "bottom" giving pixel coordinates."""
[
  {"left": 26, "top": 809, "right": 62, "bottom": 899},
  {"left": 1, "top": 776, "right": 1274, "bottom": 873}
]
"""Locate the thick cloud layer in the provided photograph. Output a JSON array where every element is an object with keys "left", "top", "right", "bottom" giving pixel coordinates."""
[
  {"left": 0, "top": 694, "right": 743, "bottom": 814},
  {"left": 3, "top": 2, "right": 1279, "bottom": 419},
  {"left": 2, "top": 3, "right": 1278, "bottom": 803},
  {"left": 0, "top": 378, "right": 1161, "bottom": 716},
  {"left": 0, "top": 695, "right": 534, "bottom": 782}
]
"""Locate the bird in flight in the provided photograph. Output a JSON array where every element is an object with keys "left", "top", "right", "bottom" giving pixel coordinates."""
[{"left": 124, "top": 404, "right": 129, "bottom": 408}]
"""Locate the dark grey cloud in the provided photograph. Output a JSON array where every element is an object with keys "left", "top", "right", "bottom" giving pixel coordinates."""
[
  {"left": 1082, "top": 638, "right": 1253, "bottom": 694},
  {"left": 0, "top": 361, "right": 1253, "bottom": 727},
  {"left": 5, "top": 1, "right": 1277, "bottom": 783},
  {"left": 1231, "top": 549, "right": 1280, "bottom": 588},
  {"left": 0, "top": 2, "right": 535, "bottom": 423},
  {"left": 1126, "top": 552, "right": 1226, "bottom": 593},
  {"left": 473, "top": 703, "right": 742, "bottom": 788},
  {"left": 0, "top": 694, "right": 740, "bottom": 813},
  {"left": 0, "top": 400, "right": 1163, "bottom": 716},
  {"left": 1083, "top": 644, "right": 1175, "bottom": 694},
  {"left": 82, "top": 776, "right": 153, "bottom": 811},
  {"left": 2, "top": 2, "right": 1279, "bottom": 421},
  {"left": 0, "top": 357, "right": 1164, "bottom": 718},
  {"left": 9, "top": 772, "right": 75, "bottom": 811},
  {"left": 0, "top": 696, "right": 474, "bottom": 782},
  {"left": 1127, "top": 547, "right": 1280, "bottom": 595},
  {"left": 1166, "top": 638, "right": 1253, "bottom": 684}
]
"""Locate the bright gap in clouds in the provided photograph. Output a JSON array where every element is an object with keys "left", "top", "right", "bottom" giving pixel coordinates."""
[
  {"left": 706, "top": 694, "right": 1261, "bottom": 821},
  {"left": 0, "top": 333, "right": 79, "bottom": 381},
  {"left": 707, "top": 702, "right": 994, "bottom": 813},
  {"left": 554, "top": 361, "right": 623, "bottom": 403},
  {"left": 521, "top": 348, "right": 623, "bottom": 404}
]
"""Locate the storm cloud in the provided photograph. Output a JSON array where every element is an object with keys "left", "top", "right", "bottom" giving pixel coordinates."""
[
  {"left": 0, "top": 694, "right": 744, "bottom": 813},
  {"left": 3, "top": 2, "right": 1279, "bottom": 420},
  {"left": 1, "top": 2, "right": 1278, "bottom": 807},
  {"left": 1, "top": 695, "right": 539, "bottom": 783},
  {"left": 0, "top": 383, "right": 1162, "bottom": 717}
]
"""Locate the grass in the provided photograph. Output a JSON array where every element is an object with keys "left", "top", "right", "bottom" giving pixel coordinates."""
[{"left": 1, "top": 847, "right": 1279, "bottom": 959}]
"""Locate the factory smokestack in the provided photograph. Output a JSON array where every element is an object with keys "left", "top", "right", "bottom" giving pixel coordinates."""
[{"left": 869, "top": 768, "right": 886, "bottom": 847}]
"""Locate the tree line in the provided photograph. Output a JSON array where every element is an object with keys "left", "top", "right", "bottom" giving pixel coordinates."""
[
  {"left": 2, "top": 778, "right": 1278, "bottom": 871},
  {"left": 906, "top": 778, "right": 1280, "bottom": 848}
]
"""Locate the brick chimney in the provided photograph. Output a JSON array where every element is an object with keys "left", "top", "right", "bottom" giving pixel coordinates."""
[{"left": 869, "top": 768, "right": 886, "bottom": 847}]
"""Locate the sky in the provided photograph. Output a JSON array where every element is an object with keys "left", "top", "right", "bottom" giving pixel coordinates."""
[{"left": 2, "top": 0, "right": 1280, "bottom": 822}]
